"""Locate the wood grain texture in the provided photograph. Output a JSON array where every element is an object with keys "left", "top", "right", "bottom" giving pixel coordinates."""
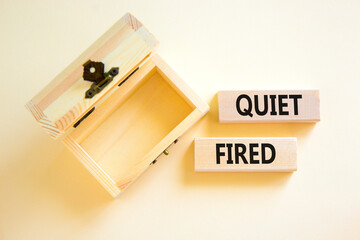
[
  {"left": 63, "top": 136, "right": 121, "bottom": 197},
  {"left": 195, "top": 137, "right": 297, "bottom": 172},
  {"left": 218, "top": 90, "right": 320, "bottom": 123},
  {"left": 63, "top": 54, "right": 209, "bottom": 197},
  {"left": 26, "top": 12, "right": 158, "bottom": 138}
]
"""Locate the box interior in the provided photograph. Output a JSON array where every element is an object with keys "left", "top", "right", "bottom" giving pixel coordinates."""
[{"left": 67, "top": 66, "right": 194, "bottom": 184}]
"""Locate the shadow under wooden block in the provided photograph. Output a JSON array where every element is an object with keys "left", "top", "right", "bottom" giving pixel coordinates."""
[
  {"left": 3, "top": 125, "right": 113, "bottom": 215},
  {"left": 39, "top": 148, "right": 114, "bottom": 214}
]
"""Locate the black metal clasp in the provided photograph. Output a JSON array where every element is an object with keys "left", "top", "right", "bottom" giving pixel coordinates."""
[{"left": 83, "top": 60, "right": 119, "bottom": 99}]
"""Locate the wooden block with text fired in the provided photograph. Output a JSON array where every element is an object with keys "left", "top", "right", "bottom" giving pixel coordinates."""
[
  {"left": 218, "top": 90, "right": 320, "bottom": 123},
  {"left": 195, "top": 137, "right": 297, "bottom": 172}
]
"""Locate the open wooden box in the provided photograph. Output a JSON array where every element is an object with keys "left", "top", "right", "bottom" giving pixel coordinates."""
[{"left": 26, "top": 13, "right": 209, "bottom": 197}]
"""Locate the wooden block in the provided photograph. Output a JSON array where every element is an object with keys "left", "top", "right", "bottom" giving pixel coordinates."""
[
  {"left": 218, "top": 90, "right": 320, "bottom": 123},
  {"left": 195, "top": 137, "right": 297, "bottom": 172}
]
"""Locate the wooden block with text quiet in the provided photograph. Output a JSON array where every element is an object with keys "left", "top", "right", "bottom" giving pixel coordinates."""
[
  {"left": 195, "top": 137, "right": 297, "bottom": 172},
  {"left": 218, "top": 90, "right": 320, "bottom": 122}
]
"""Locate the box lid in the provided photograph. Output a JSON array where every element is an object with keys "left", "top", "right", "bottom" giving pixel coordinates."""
[{"left": 26, "top": 13, "right": 158, "bottom": 138}]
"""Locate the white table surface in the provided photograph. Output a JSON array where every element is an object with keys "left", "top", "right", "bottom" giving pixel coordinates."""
[{"left": 1, "top": 0, "right": 359, "bottom": 239}]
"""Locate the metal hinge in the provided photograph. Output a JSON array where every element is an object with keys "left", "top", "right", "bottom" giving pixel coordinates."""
[
  {"left": 73, "top": 107, "right": 95, "bottom": 128},
  {"left": 150, "top": 139, "right": 179, "bottom": 165},
  {"left": 83, "top": 60, "right": 119, "bottom": 99},
  {"left": 118, "top": 67, "right": 139, "bottom": 86},
  {"left": 74, "top": 64, "right": 139, "bottom": 128}
]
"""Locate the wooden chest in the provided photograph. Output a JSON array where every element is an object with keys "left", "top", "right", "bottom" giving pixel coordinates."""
[{"left": 26, "top": 13, "right": 209, "bottom": 197}]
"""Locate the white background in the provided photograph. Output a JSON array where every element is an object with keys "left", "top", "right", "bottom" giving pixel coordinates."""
[{"left": 1, "top": 0, "right": 359, "bottom": 239}]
